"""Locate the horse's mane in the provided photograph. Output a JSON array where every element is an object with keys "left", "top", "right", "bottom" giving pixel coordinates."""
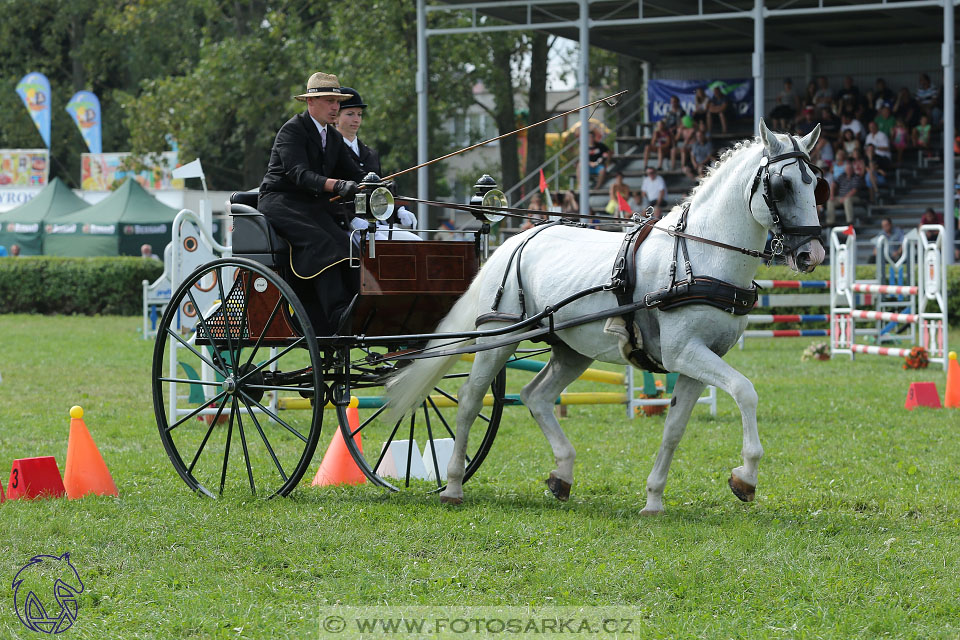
[{"left": 681, "top": 137, "right": 761, "bottom": 207}]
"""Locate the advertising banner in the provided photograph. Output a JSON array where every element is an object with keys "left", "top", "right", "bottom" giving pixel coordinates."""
[
  {"left": 65, "top": 91, "right": 103, "bottom": 154},
  {"left": 15, "top": 72, "right": 52, "bottom": 148},
  {"left": 647, "top": 79, "right": 754, "bottom": 122},
  {"left": 81, "top": 152, "right": 184, "bottom": 191},
  {"left": 0, "top": 149, "right": 49, "bottom": 187}
]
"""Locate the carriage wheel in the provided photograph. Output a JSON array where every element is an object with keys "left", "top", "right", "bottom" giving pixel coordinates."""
[
  {"left": 335, "top": 359, "right": 506, "bottom": 492},
  {"left": 152, "top": 257, "right": 324, "bottom": 498}
]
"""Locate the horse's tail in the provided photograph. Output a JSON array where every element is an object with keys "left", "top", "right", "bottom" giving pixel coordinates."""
[{"left": 383, "top": 270, "right": 485, "bottom": 424}]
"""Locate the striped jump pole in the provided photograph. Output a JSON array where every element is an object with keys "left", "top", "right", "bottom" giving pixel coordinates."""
[{"left": 740, "top": 283, "right": 831, "bottom": 349}]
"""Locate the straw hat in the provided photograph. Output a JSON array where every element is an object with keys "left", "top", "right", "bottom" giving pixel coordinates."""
[{"left": 294, "top": 72, "right": 350, "bottom": 102}]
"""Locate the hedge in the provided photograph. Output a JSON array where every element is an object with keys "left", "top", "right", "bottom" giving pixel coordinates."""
[
  {"left": 0, "top": 256, "right": 164, "bottom": 315},
  {"left": 757, "top": 263, "right": 960, "bottom": 327}
]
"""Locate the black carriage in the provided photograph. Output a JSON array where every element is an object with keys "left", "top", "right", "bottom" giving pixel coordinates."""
[{"left": 151, "top": 176, "right": 510, "bottom": 497}]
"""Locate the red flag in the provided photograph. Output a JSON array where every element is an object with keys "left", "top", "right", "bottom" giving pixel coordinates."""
[
  {"left": 842, "top": 225, "right": 855, "bottom": 236},
  {"left": 617, "top": 192, "right": 631, "bottom": 213},
  {"left": 538, "top": 168, "right": 548, "bottom": 193}
]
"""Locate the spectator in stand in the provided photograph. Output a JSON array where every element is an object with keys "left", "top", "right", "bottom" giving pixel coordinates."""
[
  {"left": 520, "top": 193, "right": 546, "bottom": 231},
  {"left": 864, "top": 121, "right": 891, "bottom": 165},
  {"left": 912, "top": 114, "right": 931, "bottom": 151},
  {"left": 671, "top": 114, "right": 696, "bottom": 171},
  {"left": 691, "top": 87, "right": 709, "bottom": 126},
  {"left": 873, "top": 217, "right": 904, "bottom": 261},
  {"left": 893, "top": 87, "right": 919, "bottom": 128},
  {"left": 863, "top": 144, "right": 888, "bottom": 203},
  {"left": 140, "top": 244, "right": 160, "bottom": 261},
  {"left": 606, "top": 171, "right": 630, "bottom": 215},
  {"left": 812, "top": 136, "right": 834, "bottom": 172},
  {"left": 890, "top": 118, "right": 910, "bottom": 166},
  {"left": 795, "top": 106, "right": 818, "bottom": 137},
  {"left": 841, "top": 128, "right": 862, "bottom": 155},
  {"left": 561, "top": 190, "right": 579, "bottom": 216},
  {"left": 687, "top": 127, "right": 714, "bottom": 179},
  {"left": 874, "top": 78, "right": 894, "bottom": 109},
  {"left": 831, "top": 149, "right": 848, "bottom": 184},
  {"left": 707, "top": 86, "right": 730, "bottom": 134},
  {"left": 919, "top": 207, "right": 942, "bottom": 242},
  {"left": 837, "top": 75, "right": 860, "bottom": 109},
  {"left": 576, "top": 127, "right": 610, "bottom": 189},
  {"left": 642, "top": 120, "right": 672, "bottom": 171},
  {"left": 857, "top": 90, "right": 877, "bottom": 126},
  {"left": 769, "top": 78, "right": 800, "bottom": 131},
  {"left": 915, "top": 73, "right": 941, "bottom": 124},
  {"left": 840, "top": 112, "right": 864, "bottom": 141},
  {"left": 662, "top": 96, "right": 685, "bottom": 138},
  {"left": 826, "top": 160, "right": 865, "bottom": 226},
  {"left": 640, "top": 166, "right": 667, "bottom": 218},
  {"left": 873, "top": 105, "right": 895, "bottom": 137},
  {"left": 818, "top": 107, "right": 841, "bottom": 143},
  {"left": 10, "top": 244, "right": 21, "bottom": 258},
  {"left": 814, "top": 76, "right": 833, "bottom": 112},
  {"left": 802, "top": 80, "right": 818, "bottom": 110}
]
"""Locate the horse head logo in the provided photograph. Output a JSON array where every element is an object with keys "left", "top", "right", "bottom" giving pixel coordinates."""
[{"left": 12, "top": 553, "right": 84, "bottom": 634}]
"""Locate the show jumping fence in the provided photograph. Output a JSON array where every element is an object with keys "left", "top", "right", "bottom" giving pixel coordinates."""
[{"left": 830, "top": 224, "right": 949, "bottom": 369}]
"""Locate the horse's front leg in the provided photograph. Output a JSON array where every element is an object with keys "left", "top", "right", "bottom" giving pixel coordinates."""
[
  {"left": 641, "top": 374, "right": 706, "bottom": 515},
  {"left": 439, "top": 342, "right": 516, "bottom": 505},
  {"left": 666, "top": 343, "right": 762, "bottom": 503}
]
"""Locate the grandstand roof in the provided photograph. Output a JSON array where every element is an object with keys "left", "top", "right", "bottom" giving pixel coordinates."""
[{"left": 430, "top": 1, "right": 950, "bottom": 60}]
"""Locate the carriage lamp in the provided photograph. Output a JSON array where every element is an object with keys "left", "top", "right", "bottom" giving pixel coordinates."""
[
  {"left": 355, "top": 172, "right": 396, "bottom": 222},
  {"left": 471, "top": 174, "right": 507, "bottom": 223}
]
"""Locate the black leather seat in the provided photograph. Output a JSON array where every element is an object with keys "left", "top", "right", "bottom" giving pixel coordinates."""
[{"left": 229, "top": 191, "right": 288, "bottom": 269}]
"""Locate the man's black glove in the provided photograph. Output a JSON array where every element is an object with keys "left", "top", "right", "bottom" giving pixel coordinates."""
[{"left": 334, "top": 180, "right": 359, "bottom": 199}]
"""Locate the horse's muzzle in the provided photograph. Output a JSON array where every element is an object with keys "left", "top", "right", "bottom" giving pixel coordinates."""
[{"left": 790, "top": 239, "right": 825, "bottom": 273}]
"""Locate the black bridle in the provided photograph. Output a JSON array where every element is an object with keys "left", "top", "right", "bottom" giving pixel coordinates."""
[{"left": 749, "top": 137, "right": 829, "bottom": 257}]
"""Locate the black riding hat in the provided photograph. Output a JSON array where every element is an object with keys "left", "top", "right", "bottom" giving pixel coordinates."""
[{"left": 339, "top": 87, "right": 368, "bottom": 109}]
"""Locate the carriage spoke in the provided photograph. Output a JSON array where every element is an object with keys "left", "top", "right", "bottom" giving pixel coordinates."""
[
  {"left": 166, "top": 390, "right": 230, "bottom": 433},
  {"left": 187, "top": 395, "right": 230, "bottom": 474},
  {"left": 242, "top": 297, "right": 283, "bottom": 372},
  {"left": 158, "top": 377, "right": 223, "bottom": 387},
  {"left": 239, "top": 395, "right": 288, "bottom": 482},
  {"left": 422, "top": 403, "right": 442, "bottom": 488},
  {"left": 405, "top": 413, "right": 417, "bottom": 488},
  {"left": 219, "top": 397, "right": 237, "bottom": 495},
  {"left": 186, "top": 288, "right": 230, "bottom": 374},
  {"left": 237, "top": 337, "right": 306, "bottom": 384},
  {"left": 371, "top": 419, "right": 404, "bottom": 477},
  {"left": 237, "top": 390, "right": 308, "bottom": 443},
  {"left": 166, "top": 327, "right": 224, "bottom": 377},
  {"left": 427, "top": 396, "right": 472, "bottom": 465},
  {"left": 235, "top": 401, "right": 256, "bottom": 496},
  {"left": 216, "top": 267, "right": 240, "bottom": 373},
  {"left": 351, "top": 404, "right": 389, "bottom": 438}
]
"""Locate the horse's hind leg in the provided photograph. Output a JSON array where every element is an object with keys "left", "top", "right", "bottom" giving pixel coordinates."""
[
  {"left": 439, "top": 342, "right": 517, "bottom": 505},
  {"left": 641, "top": 374, "right": 706, "bottom": 515},
  {"left": 519, "top": 343, "right": 592, "bottom": 501}
]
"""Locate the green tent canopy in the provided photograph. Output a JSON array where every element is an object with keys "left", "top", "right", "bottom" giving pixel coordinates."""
[
  {"left": 44, "top": 179, "right": 179, "bottom": 257},
  {"left": 0, "top": 178, "right": 90, "bottom": 255}
]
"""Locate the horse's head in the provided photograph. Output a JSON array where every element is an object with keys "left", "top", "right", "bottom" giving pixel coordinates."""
[{"left": 749, "top": 119, "right": 827, "bottom": 272}]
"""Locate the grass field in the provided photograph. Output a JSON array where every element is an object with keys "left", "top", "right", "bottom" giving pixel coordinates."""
[{"left": 1, "top": 314, "right": 958, "bottom": 639}]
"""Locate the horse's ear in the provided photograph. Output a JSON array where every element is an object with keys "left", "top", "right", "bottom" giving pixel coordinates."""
[
  {"left": 758, "top": 118, "right": 782, "bottom": 154},
  {"left": 800, "top": 124, "right": 821, "bottom": 153}
]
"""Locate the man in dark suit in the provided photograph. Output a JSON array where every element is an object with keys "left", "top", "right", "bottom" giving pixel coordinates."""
[{"left": 258, "top": 72, "right": 366, "bottom": 334}]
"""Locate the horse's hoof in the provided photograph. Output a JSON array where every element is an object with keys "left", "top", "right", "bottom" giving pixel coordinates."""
[
  {"left": 439, "top": 494, "right": 463, "bottom": 505},
  {"left": 545, "top": 473, "right": 571, "bottom": 501},
  {"left": 639, "top": 508, "right": 663, "bottom": 517},
  {"left": 728, "top": 475, "right": 756, "bottom": 502}
]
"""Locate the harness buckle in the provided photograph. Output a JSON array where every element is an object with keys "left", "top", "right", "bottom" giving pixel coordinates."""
[{"left": 771, "top": 236, "right": 785, "bottom": 256}]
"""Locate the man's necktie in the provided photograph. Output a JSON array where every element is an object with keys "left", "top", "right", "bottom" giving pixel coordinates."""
[{"left": 320, "top": 127, "right": 327, "bottom": 151}]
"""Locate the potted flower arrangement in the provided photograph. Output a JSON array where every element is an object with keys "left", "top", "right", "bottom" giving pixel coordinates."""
[
  {"left": 903, "top": 346, "right": 929, "bottom": 369},
  {"left": 801, "top": 341, "right": 830, "bottom": 361}
]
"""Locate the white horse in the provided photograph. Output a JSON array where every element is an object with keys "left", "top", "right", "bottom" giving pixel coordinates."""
[{"left": 386, "top": 121, "right": 826, "bottom": 514}]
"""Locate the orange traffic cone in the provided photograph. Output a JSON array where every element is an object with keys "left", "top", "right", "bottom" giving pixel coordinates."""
[
  {"left": 63, "top": 406, "right": 119, "bottom": 499},
  {"left": 312, "top": 407, "right": 366, "bottom": 486},
  {"left": 945, "top": 351, "right": 960, "bottom": 409}
]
